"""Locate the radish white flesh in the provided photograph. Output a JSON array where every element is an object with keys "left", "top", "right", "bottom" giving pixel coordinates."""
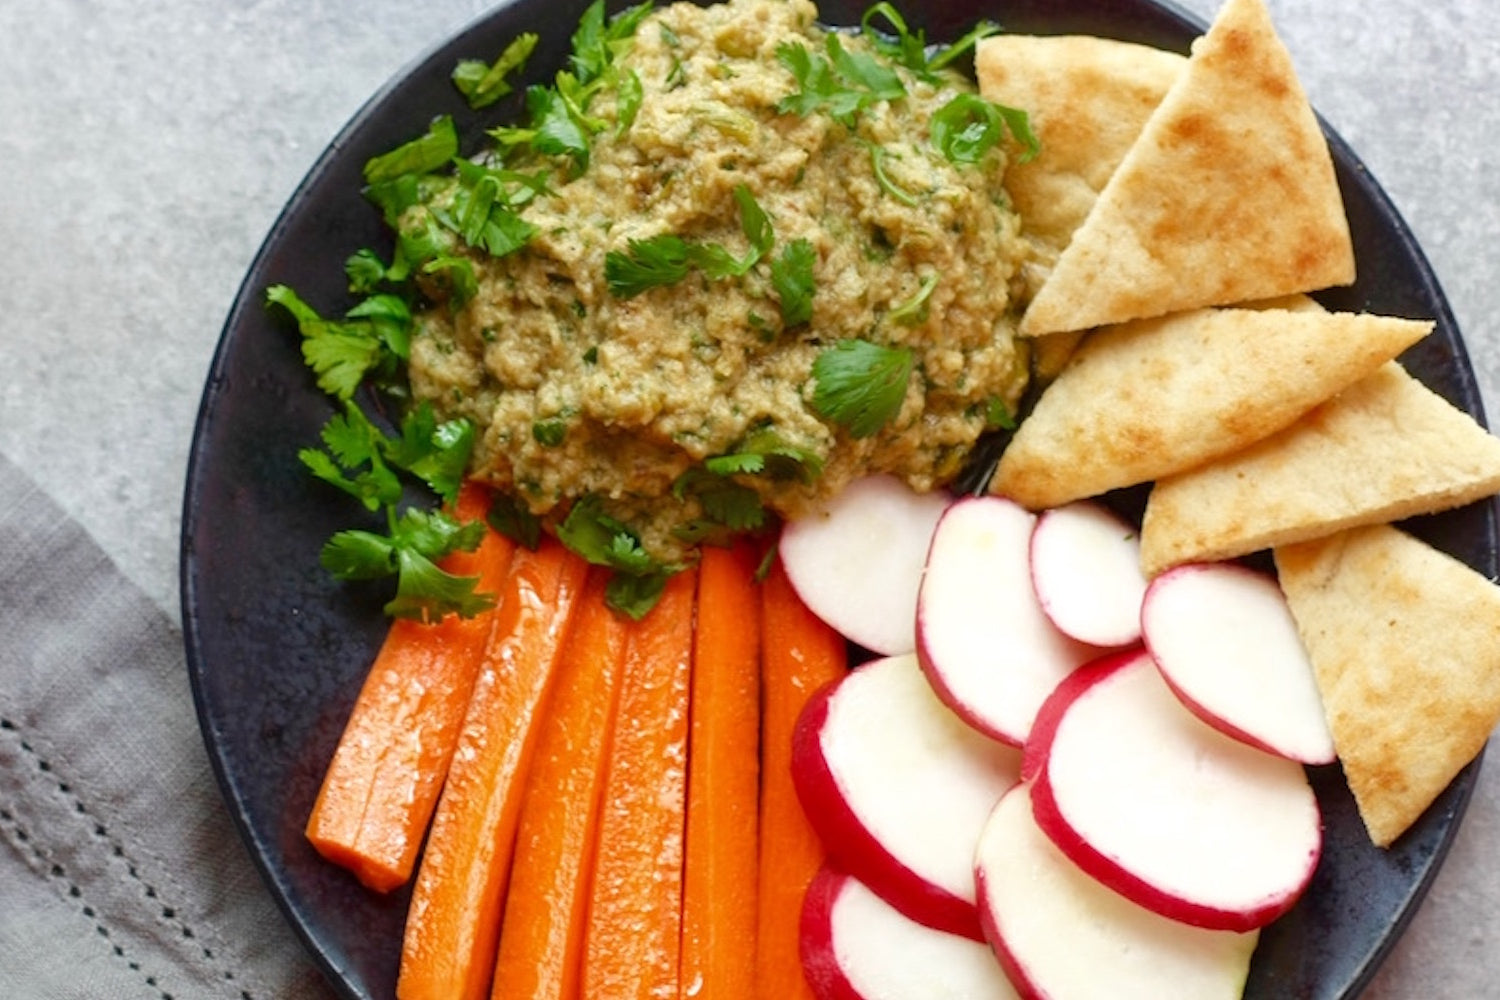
[
  {"left": 1029, "top": 501, "right": 1150, "bottom": 648},
  {"left": 975, "top": 784, "right": 1258, "bottom": 1000},
  {"left": 1029, "top": 649, "right": 1321, "bottom": 931},
  {"left": 792, "top": 653, "right": 1022, "bottom": 939},
  {"left": 800, "top": 867, "right": 1020, "bottom": 1000},
  {"left": 1142, "top": 562, "right": 1336, "bottom": 764},
  {"left": 779, "top": 474, "right": 951, "bottom": 654},
  {"left": 916, "top": 496, "right": 1099, "bottom": 745}
]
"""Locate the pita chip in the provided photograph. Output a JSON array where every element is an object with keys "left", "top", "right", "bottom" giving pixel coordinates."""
[
  {"left": 990, "top": 308, "right": 1431, "bottom": 510},
  {"left": 1141, "top": 362, "right": 1500, "bottom": 575},
  {"left": 1019, "top": 0, "right": 1355, "bottom": 337},
  {"left": 976, "top": 34, "right": 1186, "bottom": 259},
  {"left": 977, "top": 36, "right": 1185, "bottom": 381},
  {"left": 1274, "top": 525, "right": 1500, "bottom": 847}
]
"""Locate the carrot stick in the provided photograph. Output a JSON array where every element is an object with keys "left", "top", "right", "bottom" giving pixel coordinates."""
[
  {"left": 396, "top": 536, "right": 590, "bottom": 1000},
  {"left": 581, "top": 568, "right": 698, "bottom": 1000},
  {"left": 681, "top": 542, "right": 762, "bottom": 1000},
  {"left": 488, "top": 567, "right": 630, "bottom": 1000},
  {"left": 305, "top": 481, "right": 513, "bottom": 892},
  {"left": 756, "top": 556, "right": 848, "bottom": 1000}
]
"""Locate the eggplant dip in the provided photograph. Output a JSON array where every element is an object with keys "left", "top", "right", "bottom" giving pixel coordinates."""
[{"left": 402, "top": 0, "right": 1034, "bottom": 560}]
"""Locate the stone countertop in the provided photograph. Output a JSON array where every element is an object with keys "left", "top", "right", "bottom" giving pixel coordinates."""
[{"left": 2, "top": 0, "right": 1497, "bottom": 996}]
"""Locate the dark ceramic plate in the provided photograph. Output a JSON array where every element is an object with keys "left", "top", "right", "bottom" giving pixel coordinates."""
[{"left": 181, "top": 0, "right": 1495, "bottom": 997}]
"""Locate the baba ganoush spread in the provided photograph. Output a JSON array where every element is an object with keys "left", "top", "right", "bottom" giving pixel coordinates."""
[{"left": 407, "top": 0, "right": 1033, "bottom": 559}]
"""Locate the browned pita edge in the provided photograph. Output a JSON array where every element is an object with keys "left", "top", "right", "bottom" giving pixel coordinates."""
[
  {"left": 1274, "top": 525, "right": 1500, "bottom": 847},
  {"left": 1018, "top": 0, "right": 1354, "bottom": 337},
  {"left": 989, "top": 308, "right": 1431, "bottom": 510},
  {"left": 1140, "top": 362, "right": 1500, "bottom": 576}
]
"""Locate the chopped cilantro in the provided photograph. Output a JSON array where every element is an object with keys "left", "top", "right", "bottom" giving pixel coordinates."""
[
  {"left": 556, "top": 495, "right": 679, "bottom": 619},
  {"left": 319, "top": 507, "right": 491, "bottom": 622},
  {"left": 888, "top": 272, "right": 938, "bottom": 326},
  {"left": 859, "top": 3, "right": 999, "bottom": 81},
  {"left": 532, "top": 417, "right": 569, "bottom": 446},
  {"left": 486, "top": 492, "right": 543, "bottom": 550},
  {"left": 771, "top": 237, "right": 817, "bottom": 327},
  {"left": 605, "top": 184, "right": 775, "bottom": 297},
  {"left": 452, "top": 33, "right": 538, "bottom": 109},
  {"left": 984, "top": 395, "right": 1017, "bottom": 430},
  {"left": 775, "top": 34, "right": 906, "bottom": 128},
  {"left": 931, "top": 93, "right": 1040, "bottom": 165},
  {"left": 811, "top": 339, "right": 914, "bottom": 438},
  {"left": 363, "top": 116, "right": 459, "bottom": 186},
  {"left": 266, "top": 285, "right": 408, "bottom": 400}
]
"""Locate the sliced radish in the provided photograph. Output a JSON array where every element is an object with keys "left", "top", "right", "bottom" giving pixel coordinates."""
[
  {"left": 1029, "top": 501, "right": 1150, "bottom": 647},
  {"left": 800, "top": 867, "right": 1020, "bottom": 1000},
  {"left": 916, "top": 496, "right": 1100, "bottom": 745},
  {"left": 791, "top": 653, "right": 1022, "bottom": 939},
  {"left": 1028, "top": 649, "right": 1321, "bottom": 931},
  {"left": 779, "top": 474, "right": 951, "bottom": 654},
  {"left": 975, "top": 784, "right": 1258, "bottom": 1000},
  {"left": 1142, "top": 562, "right": 1336, "bottom": 764}
]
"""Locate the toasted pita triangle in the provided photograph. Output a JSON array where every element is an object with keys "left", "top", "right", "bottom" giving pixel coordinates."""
[
  {"left": 976, "top": 34, "right": 1185, "bottom": 261},
  {"left": 1019, "top": 0, "right": 1354, "bottom": 337},
  {"left": 990, "top": 308, "right": 1431, "bottom": 510},
  {"left": 1274, "top": 525, "right": 1500, "bottom": 847},
  {"left": 1140, "top": 363, "right": 1500, "bottom": 575}
]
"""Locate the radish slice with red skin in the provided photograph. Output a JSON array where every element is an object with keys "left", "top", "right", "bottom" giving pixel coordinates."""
[
  {"left": 800, "top": 867, "right": 1020, "bottom": 1000},
  {"left": 975, "top": 784, "right": 1258, "bottom": 1000},
  {"left": 1142, "top": 562, "right": 1336, "bottom": 765},
  {"left": 791, "top": 653, "right": 1022, "bottom": 940},
  {"left": 916, "top": 496, "right": 1100, "bottom": 745},
  {"left": 1028, "top": 649, "right": 1321, "bottom": 932},
  {"left": 1029, "top": 501, "right": 1150, "bottom": 648},
  {"left": 779, "top": 474, "right": 951, "bottom": 655}
]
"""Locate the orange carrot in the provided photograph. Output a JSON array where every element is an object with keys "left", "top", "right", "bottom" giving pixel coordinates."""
[
  {"left": 681, "top": 542, "right": 763, "bottom": 999},
  {"left": 581, "top": 568, "right": 698, "bottom": 1000},
  {"left": 396, "top": 536, "right": 590, "bottom": 1000},
  {"left": 756, "top": 557, "right": 848, "bottom": 1000},
  {"left": 488, "top": 567, "right": 630, "bottom": 1000},
  {"left": 305, "top": 481, "right": 513, "bottom": 892}
]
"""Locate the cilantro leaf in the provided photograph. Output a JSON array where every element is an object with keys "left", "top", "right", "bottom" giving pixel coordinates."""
[
  {"left": 556, "top": 495, "right": 678, "bottom": 618},
  {"left": 570, "top": 0, "right": 653, "bottom": 85},
  {"left": 672, "top": 467, "right": 766, "bottom": 533},
  {"left": 385, "top": 546, "right": 495, "bottom": 622},
  {"left": 811, "top": 339, "right": 914, "bottom": 438},
  {"left": 345, "top": 249, "right": 390, "bottom": 294},
  {"left": 321, "top": 508, "right": 492, "bottom": 623},
  {"left": 931, "top": 93, "right": 1039, "bottom": 165},
  {"left": 386, "top": 403, "right": 476, "bottom": 504},
  {"left": 606, "top": 185, "right": 775, "bottom": 297},
  {"left": 452, "top": 33, "right": 538, "bottom": 109},
  {"left": 775, "top": 35, "right": 907, "bottom": 128},
  {"left": 486, "top": 492, "right": 542, "bottom": 550},
  {"left": 771, "top": 237, "right": 816, "bottom": 327},
  {"left": 605, "top": 234, "right": 693, "bottom": 297},
  {"left": 605, "top": 570, "right": 671, "bottom": 621},
  {"left": 266, "top": 285, "right": 406, "bottom": 400},
  {"left": 363, "top": 116, "right": 459, "bottom": 185}
]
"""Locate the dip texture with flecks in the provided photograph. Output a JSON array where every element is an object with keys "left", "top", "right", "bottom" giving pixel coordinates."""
[{"left": 408, "top": 0, "right": 1032, "bottom": 558}]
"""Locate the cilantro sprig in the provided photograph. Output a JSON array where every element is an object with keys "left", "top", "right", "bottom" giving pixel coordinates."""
[
  {"left": 556, "top": 495, "right": 679, "bottom": 619},
  {"left": 605, "top": 183, "right": 775, "bottom": 296},
  {"left": 292, "top": 397, "right": 493, "bottom": 621},
  {"left": 266, "top": 285, "right": 409, "bottom": 400}
]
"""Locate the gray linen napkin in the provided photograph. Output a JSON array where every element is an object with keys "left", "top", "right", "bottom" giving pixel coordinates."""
[{"left": 0, "top": 453, "right": 337, "bottom": 1000}]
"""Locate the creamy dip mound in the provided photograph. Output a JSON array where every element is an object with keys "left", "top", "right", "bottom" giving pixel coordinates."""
[{"left": 408, "top": 0, "right": 1032, "bottom": 558}]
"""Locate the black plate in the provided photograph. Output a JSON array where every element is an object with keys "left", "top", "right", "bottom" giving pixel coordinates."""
[{"left": 181, "top": 0, "right": 1494, "bottom": 997}]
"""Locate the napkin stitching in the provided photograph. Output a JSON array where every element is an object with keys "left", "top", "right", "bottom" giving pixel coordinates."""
[{"left": 0, "top": 716, "right": 260, "bottom": 1000}]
